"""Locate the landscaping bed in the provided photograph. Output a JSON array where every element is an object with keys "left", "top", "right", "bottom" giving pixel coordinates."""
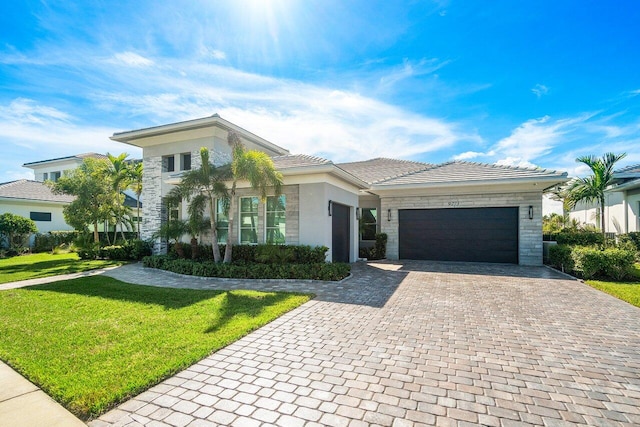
[{"left": 0, "top": 276, "right": 311, "bottom": 419}]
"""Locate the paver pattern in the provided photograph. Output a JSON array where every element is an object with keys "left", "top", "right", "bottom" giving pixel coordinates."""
[{"left": 90, "top": 261, "right": 640, "bottom": 426}]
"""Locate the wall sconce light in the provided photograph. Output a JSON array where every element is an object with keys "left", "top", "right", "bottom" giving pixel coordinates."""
[
  {"left": 528, "top": 205, "right": 534, "bottom": 220},
  {"left": 356, "top": 207, "right": 361, "bottom": 220},
  {"left": 387, "top": 208, "right": 392, "bottom": 221},
  {"left": 328, "top": 200, "right": 333, "bottom": 217}
]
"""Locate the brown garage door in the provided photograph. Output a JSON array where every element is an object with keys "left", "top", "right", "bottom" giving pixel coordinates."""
[{"left": 399, "top": 207, "right": 519, "bottom": 263}]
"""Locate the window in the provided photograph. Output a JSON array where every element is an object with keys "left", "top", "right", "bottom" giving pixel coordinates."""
[
  {"left": 239, "top": 197, "right": 259, "bottom": 244},
  {"left": 51, "top": 171, "right": 61, "bottom": 182},
  {"left": 42, "top": 172, "right": 48, "bottom": 181},
  {"left": 163, "top": 155, "right": 175, "bottom": 172},
  {"left": 266, "top": 195, "right": 286, "bottom": 244},
  {"left": 215, "top": 198, "right": 228, "bottom": 243},
  {"left": 169, "top": 204, "right": 180, "bottom": 222},
  {"left": 180, "top": 153, "right": 191, "bottom": 171},
  {"left": 30, "top": 212, "right": 52, "bottom": 222},
  {"left": 361, "top": 208, "right": 377, "bottom": 240}
]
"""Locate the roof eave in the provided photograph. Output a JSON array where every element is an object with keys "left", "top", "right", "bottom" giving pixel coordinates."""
[{"left": 370, "top": 175, "right": 569, "bottom": 191}]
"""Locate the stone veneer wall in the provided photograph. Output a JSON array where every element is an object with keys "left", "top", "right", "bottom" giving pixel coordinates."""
[
  {"left": 141, "top": 155, "right": 166, "bottom": 254},
  {"left": 380, "top": 191, "right": 543, "bottom": 266}
]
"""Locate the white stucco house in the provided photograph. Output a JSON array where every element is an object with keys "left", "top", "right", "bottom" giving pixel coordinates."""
[
  {"left": 569, "top": 164, "right": 640, "bottom": 234},
  {"left": 111, "top": 114, "right": 568, "bottom": 265}
]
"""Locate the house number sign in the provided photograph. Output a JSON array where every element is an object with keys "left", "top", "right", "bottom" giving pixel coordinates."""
[{"left": 447, "top": 198, "right": 460, "bottom": 207}]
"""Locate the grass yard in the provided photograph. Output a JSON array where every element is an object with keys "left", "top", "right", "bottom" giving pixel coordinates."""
[
  {"left": 0, "top": 252, "right": 122, "bottom": 284},
  {"left": 0, "top": 276, "right": 311, "bottom": 419},
  {"left": 586, "top": 263, "right": 640, "bottom": 309}
]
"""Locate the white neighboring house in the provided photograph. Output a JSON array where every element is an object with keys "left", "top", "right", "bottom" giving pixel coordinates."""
[
  {"left": 0, "top": 152, "right": 143, "bottom": 238},
  {"left": 112, "top": 114, "right": 568, "bottom": 265},
  {"left": 569, "top": 164, "right": 640, "bottom": 234}
]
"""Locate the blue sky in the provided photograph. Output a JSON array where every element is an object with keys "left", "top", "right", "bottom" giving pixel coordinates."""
[{"left": 1, "top": 0, "right": 639, "bottom": 188}]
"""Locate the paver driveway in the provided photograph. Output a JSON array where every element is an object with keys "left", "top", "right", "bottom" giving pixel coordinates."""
[{"left": 91, "top": 261, "right": 640, "bottom": 427}]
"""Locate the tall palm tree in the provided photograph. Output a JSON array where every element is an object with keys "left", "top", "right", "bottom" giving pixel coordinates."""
[
  {"left": 223, "top": 131, "right": 283, "bottom": 263},
  {"left": 165, "top": 148, "right": 229, "bottom": 262},
  {"left": 106, "top": 153, "right": 133, "bottom": 242},
  {"left": 566, "top": 152, "right": 626, "bottom": 238}
]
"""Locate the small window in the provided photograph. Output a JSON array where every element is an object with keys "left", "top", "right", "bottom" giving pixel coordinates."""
[
  {"left": 51, "top": 171, "right": 61, "bottom": 182},
  {"left": 180, "top": 153, "right": 191, "bottom": 171},
  {"left": 239, "top": 197, "right": 259, "bottom": 244},
  {"left": 168, "top": 204, "right": 180, "bottom": 222},
  {"left": 42, "top": 172, "right": 48, "bottom": 181},
  {"left": 266, "top": 195, "right": 286, "bottom": 244},
  {"left": 163, "top": 155, "right": 175, "bottom": 172},
  {"left": 215, "top": 198, "right": 228, "bottom": 244},
  {"left": 30, "top": 212, "right": 52, "bottom": 222},
  {"left": 360, "top": 208, "right": 377, "bottom": 241}
]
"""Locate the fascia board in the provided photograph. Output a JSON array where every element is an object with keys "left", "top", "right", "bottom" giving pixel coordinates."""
[{"left": 370, "top": 175, "right": 568, "bottom": 192}]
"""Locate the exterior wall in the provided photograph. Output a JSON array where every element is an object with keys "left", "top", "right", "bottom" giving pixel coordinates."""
[
  {"left": 27, "top": 159, "right": 84, "bottom": 182},
  {"left": 570, "top": 189, "right": 640, "bottom": 233},
  {"left": 141, "top": 156, "right": 165, "bottom": 253},
  {"left": 299, "top": 182, "right": 359, "bottom": 262},
  {"left": 627, "top": 189, "right": 640, "bottom": 232},
  {"left": 379, "top": 191, "right": 543, "bottom": 266},
  {"left": 0, "top": 200, "right": 72, "bottom": 233}
]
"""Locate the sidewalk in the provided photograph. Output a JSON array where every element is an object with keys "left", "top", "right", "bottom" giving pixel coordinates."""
[
  {"left": 0, "top": 362, "right": 85, "bottom": 427},
  {"left": 0, "top": 265, "right": 120, "bottom": 291}
]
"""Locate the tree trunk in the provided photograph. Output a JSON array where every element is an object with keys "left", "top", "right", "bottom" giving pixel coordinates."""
[
  {"left": 600, "top": 196, "right": 606, "bottom": 243},
  {"left": 93, "top": 222, "right": 99, "bottom": 243},
  {"left": 136, "top": 197, "right": 141, "bottom": 239},
  {"left": 191, "top": 237, "right": 199, "bottom": 259},
  {"left": 208, "top": 199, "right": 221, "bottom": 263},
  {"left": 223, "top": 193, "right": 235, "bottom": 264}
]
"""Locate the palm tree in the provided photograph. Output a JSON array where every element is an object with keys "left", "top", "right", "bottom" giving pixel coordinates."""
[
  {"left": 106, "top": 153, "right": 133, "bottom": 242},
  {"left": 566, "top": 152, "right": 626, "bottom": 238},
  {"left": 164, "top": 148, "right": 229, "bottom": 262},
  {"left": 223, "top": 131, "right": 283, "bottom": 263}
]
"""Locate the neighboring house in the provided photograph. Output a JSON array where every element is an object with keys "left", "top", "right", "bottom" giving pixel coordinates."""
[
  {"left": 0, "top": 152, "right": 142, "bottom": 236},
  {"left": 569, "top": 164, "right": 640, "bottom": 234},
  {"left": 0, "top": 179, "right": 75, "bottom": 233},
  {"left": 112, "top": 114, "right": 567, "bottom": 265}
]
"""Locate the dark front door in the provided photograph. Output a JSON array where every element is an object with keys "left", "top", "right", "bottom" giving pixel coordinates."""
[
  {"left": 399, "top": 207, "right": 519, "bottom": 264},
  {"left": 332, "top": 202, "right": 350, "bottom": 263}
]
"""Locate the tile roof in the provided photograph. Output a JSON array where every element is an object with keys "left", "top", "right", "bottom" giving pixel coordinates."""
[
  {"left": 271, "top": 154, "right": 332, "bottom": 169},
  {"left": 373, "top": 161, "right": 567, "bottom": 186},
  {"left": 337, "top": 158, "right": 432, "bottom": 184},
  {"left": 0, "top": 180, "right": 75, "bottom": 203},
  {"left": 615, "top": 164, "right": 640, "bottom": 175}
]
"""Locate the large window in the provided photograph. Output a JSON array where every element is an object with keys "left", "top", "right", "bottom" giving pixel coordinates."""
[
  {"left": 215, "top": 198, "right": 228, "bottom": 243},
  {"left": 30, "top": 212, "right": 52, "bottom": 222},
  {"left": 361, "top": 208, "right": 377, "bottom": 241},
  {"left": 239, "top": 197, "right": 259, "bottom": 244},
  {"left": 266, "top": 195, "right": 286, "bottom": 244},
  {"left": 51, "top": 171, "right": 61, "bottom": 182}
]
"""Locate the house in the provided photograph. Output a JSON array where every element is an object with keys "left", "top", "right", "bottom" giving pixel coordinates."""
[
  {"left": 0, "top": 153, "right": 142, "bottom": 236},
  {"left": 569, "top": 164, "right": 640, "bottom": 234},
  {"left": 0, "top": 180, "right": 75, "bottom": 233},
  {"left": 111, "top": 114, "right": 568, "bottom": 265}
]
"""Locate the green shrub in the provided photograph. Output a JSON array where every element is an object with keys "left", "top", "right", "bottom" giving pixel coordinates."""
[
  {"left": 172, "top": 244, "right": 328, "bottom": 264},
  {"left": 570, "top": 246, "right": 636, "bottom": 280},
  {"left": 142, "top": 256, "right": 350, "bottom": 281},
  {"left": 33, "top": 231, "right": 79, "bottom": 253},
  {"left": 0, "top": 212, "right": 37, "bottom": 254},
  {"left": 619, "top": 232, "right": 640, "bottom": 252},
  {"left": 548, "top": 244, "right": 574, "bottom": 272},
  {"left": 556, "top": 230, "right": 603, "bottom": 246},
  {"left": 601, "top": 248, "right": 636, "bottom": 281},
  {"left": 79, "top": 239, "right": 152, "bottom": 261},
  {"left": 571, "top": 246, "right": 603, "bottom": 280}
]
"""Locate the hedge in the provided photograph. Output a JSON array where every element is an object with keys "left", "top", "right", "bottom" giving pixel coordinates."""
[
  {"left": 142, "top": 255, "right": 350, "bottom": 281},
  {"left": 549, "top": 244, "right": 635, "bottom": 280},
  {"left": 555, "top": 230, "right": 604, "bottom": 246},
  {"left": 170, "top": 243, "right": 329, "bottom": 264},
  {"left": 33, "top": 231, "right": 80, "bottom": 253},
  {"left": 77, "top": 239, "right": 153, "bottom": 261}
]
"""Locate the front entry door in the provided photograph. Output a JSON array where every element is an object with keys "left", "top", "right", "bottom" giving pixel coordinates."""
[{"left": 331, "top": 203, "right": 350, "bottom": 263}]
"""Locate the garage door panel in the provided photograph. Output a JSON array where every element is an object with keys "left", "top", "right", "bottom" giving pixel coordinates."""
[{"left": 399, "top": 207, "right": 518, "bottom": 263}]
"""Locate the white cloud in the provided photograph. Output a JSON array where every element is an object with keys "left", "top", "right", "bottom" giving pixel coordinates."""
[
  {"left": 109, "top": 52, "right": 154, "bottom": 67},
  {"left": 495, "top": 157, "right": 538, "bottom": 169},
  {"left": 531, "top": 84, "right": 549, "bottom": 98},
  {"left": 453, "top": 151, "right": 484, "bottom": 160},
  {"left": 210, "top": 49, "right": 226, "bottom": 60}
]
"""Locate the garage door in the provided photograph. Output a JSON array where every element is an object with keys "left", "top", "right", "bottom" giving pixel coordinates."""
[{"left": 399, "top": 207, "right": 519, "bottom": 263}]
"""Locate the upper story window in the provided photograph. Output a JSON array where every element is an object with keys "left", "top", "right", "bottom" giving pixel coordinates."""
[
  {"left": 180, "top": 153, "right": 191, "bottom": 171},
  {"left": 42, "top": 172, "right": 48, "bottom": 181},
  {"left": 360, "top": 208, "right": 377, "bottom": 241},
  {"left": 50, "top": 171, "right": 61, "bottom": 182},
  {"left": 239, "top": 197, "right": 259, "bottom": 244},
  {"left": 266, "top": 195, "right": 286, "bottom": 244},
  {"left": 162, "top": 155, "right": 175, "bottom": 172}
]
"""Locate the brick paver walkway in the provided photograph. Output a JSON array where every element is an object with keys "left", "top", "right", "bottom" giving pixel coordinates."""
[{"left": 90, "top": 261, "right": 640, "bottom": 426}]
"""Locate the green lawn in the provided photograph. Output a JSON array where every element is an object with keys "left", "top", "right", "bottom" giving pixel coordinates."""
[
  {"left": 586, "top": 263, "right": 640, "bottom": 308},
  {"left": 0, "top": 276, "right": 311, "bottom": 419},
  {"left": 0, "top": 252, "right": 121, "bottom": 284}
]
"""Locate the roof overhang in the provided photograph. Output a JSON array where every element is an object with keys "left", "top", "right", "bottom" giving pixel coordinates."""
[
  {"left": 110, "top": 114, "right": 289, "bottom": 155},
  {"left": 369, "top": 175, "right": 569, "bottom": 193},
  {"left": 606, "top": 178, "right": 640, "bottom": 192}
]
